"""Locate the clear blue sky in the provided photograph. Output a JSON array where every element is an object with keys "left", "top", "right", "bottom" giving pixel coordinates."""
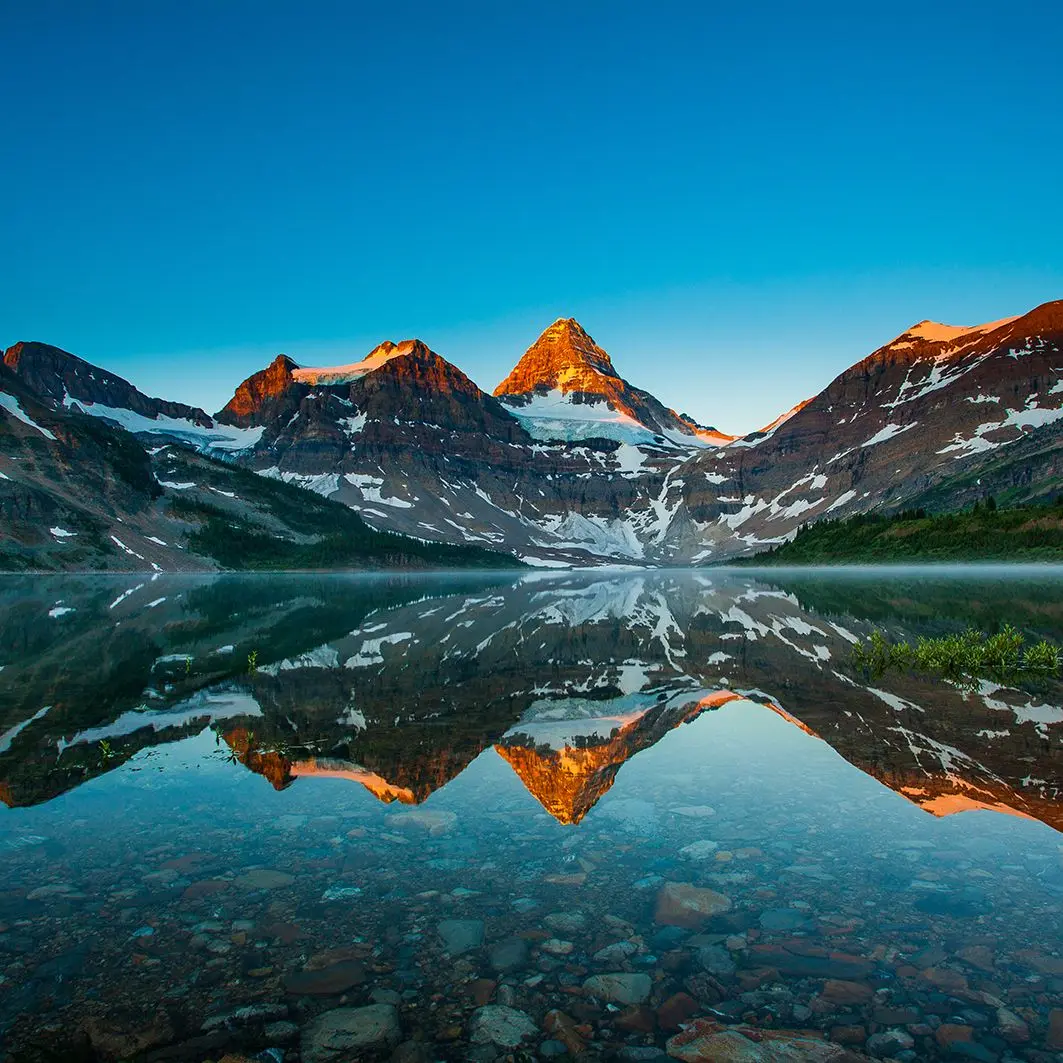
[{"left": 2, "top": 1, "right": 1061, "bottom": 433}]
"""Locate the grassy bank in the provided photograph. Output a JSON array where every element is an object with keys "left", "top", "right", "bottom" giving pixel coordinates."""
[{"left": 744, "top": 500, "right": 1063, "bottom": 565}]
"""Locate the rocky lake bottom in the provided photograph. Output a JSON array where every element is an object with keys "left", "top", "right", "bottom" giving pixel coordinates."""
[{"left": 1, "top": 569, "right": 1062, "bottom": 1063}]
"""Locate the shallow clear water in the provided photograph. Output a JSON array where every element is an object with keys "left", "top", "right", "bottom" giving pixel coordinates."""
[{"left": 1, "top": 569, "right": 1062, "bottom": 1062}]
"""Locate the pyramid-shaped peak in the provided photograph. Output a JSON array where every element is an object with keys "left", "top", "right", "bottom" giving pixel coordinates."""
[
  {"left": 495, "top": 318, "right": 619, "bottom": 398},
  {"left": 537, "top": 318, "right": 613, "bottom": 365}
]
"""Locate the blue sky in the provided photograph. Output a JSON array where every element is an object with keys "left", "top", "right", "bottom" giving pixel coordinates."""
[{"left": 2, "top": 2, "right": 1061, "bottom": 433}]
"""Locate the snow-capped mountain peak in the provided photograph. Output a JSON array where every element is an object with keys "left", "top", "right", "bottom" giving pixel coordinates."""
[
  {"left": 889, "top": 315, "right": 1020, "bottom": 349},
  {"left": 493, "top": 319, "right": 732, "bottom": 448},
  {"left": 292, "top": 339, "right": 426, "bottom": 385}
]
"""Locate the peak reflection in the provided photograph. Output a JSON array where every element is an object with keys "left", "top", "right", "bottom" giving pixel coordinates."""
[{"left": 1, "top": 571, "right": 1061, "bottom": 834}]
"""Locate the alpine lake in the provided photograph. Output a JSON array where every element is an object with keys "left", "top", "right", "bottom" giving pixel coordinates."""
[{"left": 1, "top": 568, "right": 1062, "bottom": 1063}]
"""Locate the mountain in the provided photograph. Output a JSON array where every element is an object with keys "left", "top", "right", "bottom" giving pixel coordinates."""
[
  {"left": 494, "top": 318, "right": 735, "bottom": 446},
  {"left": 495, "top": 691, "right": 745, "bottom": 823},
  {"left": 4, "top": 341, "right": 213, "bottom": 427},
  {"left": 0, "top": 357, "right": 516, "bottom": 572},
  {"left": 208, "top": 335, "right": 694, "bottom": 565},
  {"left": 3, "top": 341, "right": 261, "bottom": 452},
  {"left": 669, "top": 300, "right": 1063, "bottom": 561},
  {"left": 2, "top": 300, "right": 1062, "bottom": 568}
]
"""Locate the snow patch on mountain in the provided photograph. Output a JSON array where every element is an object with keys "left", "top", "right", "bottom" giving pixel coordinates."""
[
  {"left": 534, "top": 512, "right": 645, "bottom": 559},
  {"left": 613, "top": 443, "right": 650, "bottom": 476},
  {"left": 939, "top": 397, "right": 1063, "bottom": 457},
  {"left": 62, "top": 394, "right": 264, "bottom": 451},
  {"left": 825, "top": 490, "right": 858, "bottom": 513},
  {"left": 862, "top": 422, "right": 916, "bottom": 448},
  {"left": 502, "top": 390, "right": 662, "bottom": 444},
  {"left": 291, "top": 341, "right": 415, "bottom": 385},
  {"left": 0, "top": 392, "right": 56, "bottom": 439},
  {"left": 339, "top": 472, "right": 415, "bottom": 509}
]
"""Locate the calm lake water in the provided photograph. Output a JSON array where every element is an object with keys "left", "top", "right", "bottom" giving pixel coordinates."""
[{"left": 1, "top": 569, "right": 1062, "bottom": 1063}]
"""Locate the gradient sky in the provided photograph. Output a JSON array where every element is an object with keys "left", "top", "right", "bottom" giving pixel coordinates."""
[{"left": 2, "top": 2, "right": 1061, "bottom": 434}]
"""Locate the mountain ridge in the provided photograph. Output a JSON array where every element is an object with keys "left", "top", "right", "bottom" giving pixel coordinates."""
[{"left": 2, "top": 298, "right": 1061, "bottom": 569}]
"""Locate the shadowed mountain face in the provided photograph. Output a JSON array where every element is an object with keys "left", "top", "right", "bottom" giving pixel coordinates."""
[
  {"left": 679, "top": 302, "right": 1063, "bottom": 560},
  {"left": 0, "top": 359, "right": 518, "bottom": 572},
  {"left": 2, "top": 571, "right": 1061, "bottom": 833}
]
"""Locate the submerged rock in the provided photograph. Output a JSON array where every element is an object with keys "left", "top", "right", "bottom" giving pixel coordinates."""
[
  {"left": 583, "top": 972, "right": 652, "bottom": 1005},
  {"left": 438, "top": 918, "right": 484, "bottom": 956},
  {"left": 301, "top": 1004, "right": 401, "bottom": 1062},
  {"left": 679, "top": 840, "right": 719, "bottom": 862},
  {"left": 543, "top": 910, "right": 587, "bottom": 934},
  {"left": 283, "top": 959, "right": 366, "bottom": 996},
  {"left": 759, "top": 908, "right": 809, "bottom": 932},
  {"left": 234, "top": 868, "right": 294, "bottom": 890},
  {"left": 865, "top": 1028, "right": 914, "bottom": 1057},
  {"left": 541, "top": 938, "right": 575, "bottom": 956},
  {"left": 666, "top": 1019, "right": 864, "bottom": 1061},
  {"left": 468, "top": 1004, "right": 538, "bottom": 1047},
  {"left": 697, "top": 944, "right": 736, "bottom": 977},
  {"left": 654, "top": 881, "right": 731, "bottom": 929},
  {"left": 389, "top": 809, "right": 457, "bottom": 835},
  {"left": 594, "top": 940, "right": 639, "bottom": 963},
  {"left": 488, "top": 936, "right": 529, "bottom": 972}
]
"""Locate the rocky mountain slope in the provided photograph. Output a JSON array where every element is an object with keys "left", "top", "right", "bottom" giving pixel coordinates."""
[
  {"left": 674, "top": 301, "right": 1063, "bottom": 561},
  {"left": 2, "top": 300, "right": 1061, "bottom": 568},
  {"left": 0, "top": 358, "right": 514, "bottom": 572},
  {"left": 209, "top": 334, "right": 691, "bottom": 565}
]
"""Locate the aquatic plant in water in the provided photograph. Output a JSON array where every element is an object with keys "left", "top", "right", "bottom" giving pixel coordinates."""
[{"left": 851, "top": 625, "right": 1060, "bottom": 684}]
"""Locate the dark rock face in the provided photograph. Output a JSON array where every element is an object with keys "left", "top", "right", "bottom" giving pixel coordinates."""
[
  {"left": 677, "top": 300, "right": 1063, "bottom": 560},
  {"left": 0, "top": 362, "right": 163, "bottom": 569},
  {"left": 0, "top": 363, "right": 511, "bottom": 574},
  {"left": 3, "top": 341, "right": 213, "bottom": 426}
]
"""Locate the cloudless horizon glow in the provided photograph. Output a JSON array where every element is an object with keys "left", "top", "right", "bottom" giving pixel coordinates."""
[{"left": 2, "top": 2, "right": 1061, "bottom": 433}]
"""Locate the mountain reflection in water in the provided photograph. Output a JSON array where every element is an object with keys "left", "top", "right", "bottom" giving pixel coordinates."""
[
  {"left": 1, "top": 570, "right": 1063, "bottom": 1060},
  {"left": 3, "top": 571, "right": 1061, "bottom": 829}
]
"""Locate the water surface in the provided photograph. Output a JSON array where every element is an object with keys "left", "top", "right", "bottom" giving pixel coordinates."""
[{"left": 2, "top": 569, "right": 1062, "bottom": 1062}]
